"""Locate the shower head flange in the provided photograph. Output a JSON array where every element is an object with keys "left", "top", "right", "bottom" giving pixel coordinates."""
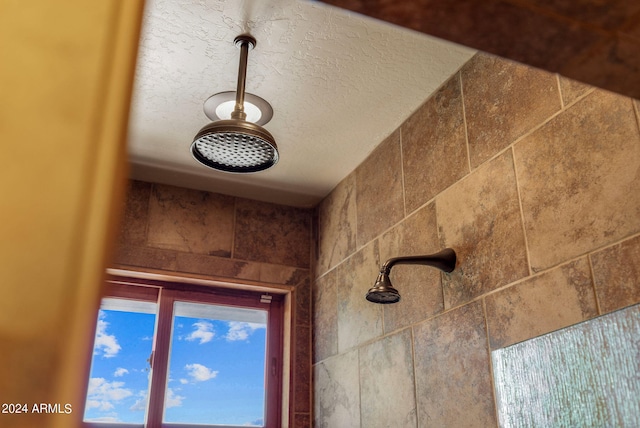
[{"left": 234, "top": 34, "right": 256, "bottom": 50}]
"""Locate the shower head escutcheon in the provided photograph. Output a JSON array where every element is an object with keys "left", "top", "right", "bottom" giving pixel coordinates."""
[
  {"left": 191, "top": 34, "right": 279, "bottom": 173},
  {"left": 365, "top": 248, "right": 456, "bottom": 304}
]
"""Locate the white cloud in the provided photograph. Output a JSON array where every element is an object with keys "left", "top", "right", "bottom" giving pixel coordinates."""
[
  {"left": 86, "top": 378, "right": 133, "bottom": 412},
  {"left": 85, "top": 399, "right": 113, "bottom": 411},
  {"left": 225, "top": 322, "right": 265, "bottom": 341},
  {"left": 185, "top": 321, "right": 214, "bottom": 344},
  {"left": 185, "top": 363, "right": 218, "bottom": 382},
  {"left": 179, "top": 378, "right": 189, "bottom": 385},
  {"left": 165, "top": 388, "right": 185, "bottom": 408},
  {"left": 94, "top": 311, "right": 121, "bottom": 358},
  {"left": 129, "top": 390, "right": 148, "bottom": 412},
  {"left": 114, "top": 368, "right": 129, "bottom": 377}
]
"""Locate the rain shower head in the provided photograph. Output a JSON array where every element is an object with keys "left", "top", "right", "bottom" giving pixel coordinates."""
[
  {"left": 191, "top": 34, "right": 278, "bottom": 173},
  {"left": 365, "top": 248, "right": 457, "bottom": 304}
]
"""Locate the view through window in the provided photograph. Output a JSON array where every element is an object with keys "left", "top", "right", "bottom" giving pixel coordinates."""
[{"left": 82, "top": 278, "right": 283, "bottom": 428}]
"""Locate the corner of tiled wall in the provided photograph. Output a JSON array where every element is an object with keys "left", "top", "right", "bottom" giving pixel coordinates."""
[{"left": 312, "top": 51, "right": 640, "bottom": 427}]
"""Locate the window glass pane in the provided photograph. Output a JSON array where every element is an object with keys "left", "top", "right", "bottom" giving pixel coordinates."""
[
  {"left": 83, "top": 298, "right": 157, "bottom": 424},
  {"left": 163, "top": 301, "right": 268, "bottom": 427}
]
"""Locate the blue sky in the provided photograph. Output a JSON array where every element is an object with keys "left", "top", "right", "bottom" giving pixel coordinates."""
[{"left": 84, "top": 303, "right": 267, "bottom": 426}]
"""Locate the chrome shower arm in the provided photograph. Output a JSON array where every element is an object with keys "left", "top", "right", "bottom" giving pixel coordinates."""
[{"left": 380, "top": 248, "right": 456, "bottom": 274}]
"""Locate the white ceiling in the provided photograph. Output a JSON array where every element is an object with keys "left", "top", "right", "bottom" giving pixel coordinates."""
[{"left": 127, "top": 0, "right": 476, "bottom": 207}]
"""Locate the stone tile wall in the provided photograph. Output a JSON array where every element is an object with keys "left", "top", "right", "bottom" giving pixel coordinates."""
[
  {"left": 313, "top": 52, "right": 640, "bottom": 427},
  {"left": 113, "top": 181, "right": 313, "bottom": 426}
]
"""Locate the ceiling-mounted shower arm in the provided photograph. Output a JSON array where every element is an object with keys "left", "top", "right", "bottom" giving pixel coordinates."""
[
  {"left": 231, "top": 34, "right": 256, "bottom": 121},
  {"left": 379, "top": 248, "right": 457, "bottom": 275}
]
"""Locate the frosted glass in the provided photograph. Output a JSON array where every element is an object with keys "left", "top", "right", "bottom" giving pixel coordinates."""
[{"left": 492, "top": 304, "right": 640, "bottom": 427}]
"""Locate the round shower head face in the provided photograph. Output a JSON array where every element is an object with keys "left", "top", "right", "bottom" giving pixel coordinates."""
[
  {"left": 365, "top": 273, "right": 401, "bottom": 304},
  {"left": 191, "top": 119, "right": 279, "bottom": 173},
  {"left": 366, "top": 288, "right": 401, "bottom": 304}
]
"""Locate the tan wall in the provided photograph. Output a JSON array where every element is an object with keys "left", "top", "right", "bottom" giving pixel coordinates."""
[
  {"left": 114, "top": 181, "right": 313, "bottom": 427},
  {"left": 313, "top": 53, "right": 640, "bottom": 427}
]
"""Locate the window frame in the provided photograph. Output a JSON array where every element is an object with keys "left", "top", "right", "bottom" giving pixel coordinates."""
[{"left": 83, "top": 274, "right": 285, "bottom": 428}]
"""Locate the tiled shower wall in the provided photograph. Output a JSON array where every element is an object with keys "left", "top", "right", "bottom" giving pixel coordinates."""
[
  {"left": 313, "top": 52, "right": 640, "bottom": 427},
  {"left": 113, "top": 181, "right": 313, "bottom": 427}
]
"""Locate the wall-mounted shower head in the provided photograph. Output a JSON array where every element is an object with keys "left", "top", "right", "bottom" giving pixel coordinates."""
[
  {"left": 366, "top": 271, "right": 401, "bottom": 304},
  {"left": 365, "top": 248, "right": 456, "bottom": 304},
  {"left": 191, "top": 34, "right": 278, "bottom": 173}
]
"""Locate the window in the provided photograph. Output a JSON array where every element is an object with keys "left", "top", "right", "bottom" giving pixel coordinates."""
[{"left": 82, "top": 276, "right": 284, "bottom": 428}]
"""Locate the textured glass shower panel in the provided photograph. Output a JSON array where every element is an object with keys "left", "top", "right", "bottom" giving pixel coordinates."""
[{"left": 492, "top": 304, "right": 640, "bottom": 427}]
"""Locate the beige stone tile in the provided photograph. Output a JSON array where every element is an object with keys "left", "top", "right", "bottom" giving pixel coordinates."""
[
  {"left": 413, "top": 301, "right": 496, "bottom": 427},
  {"left": 461, "top": 53, "right": 562, "bottom": 168},
  {"left": 356, "top": 130, "right": 404, "bottom": 246},
  {"left": 436, "top": 150, "right": 529, "bottom": 308},
  {"left": 314, "top": 350, "right": 361, "bottom": 428},
  {"left": 378, "top": 202, "right": 444, "bottom": 332},
  {"left": 147, "top": 184, "right": 235, "bottom": 256},
  {"left": 401, "top": 74, "right": 469, "bottom": 214},
  {"left": 117, "top": 180, "right": 151, "bottom": 247},
  {"left": 336, "top": 241, "right": 383, "bottom": 352},
  {"left": 558, "top": 75, "right": 594, "bottom": 106},
  {"left": 316, "top": 173, "right": 357, "bottom": 276},
  {"left": 294, "top": 277, "right": 311, "bottom": 327},
  {"left": 359, "top": 329, "right": 417, "bottom": 427},
  {"left": 313, "top": 270, "right": 338, "bottom": 363},
  {"left": 485, "top": 258, "right": 598, "bottom": 349},
  {"left": 294, "top": 325, "right": 311, "bottom": 413},
  {"left": 113, "top": 245, "right": 177, "bottom": 271},
  {"left": 175, "top": 252, "right": 260, "bottom": 282},
  {"left": 514, "top": 89, "right": 640, "bottom": 272},
  {"left": 234, "top": 199, "right": 312, "bottom": 268},
  {"left": 258, "top": 263, "right": 308, "bottom": 286},
  {"left": 591, "top": 235, "right": 640, "bottom": 313}
]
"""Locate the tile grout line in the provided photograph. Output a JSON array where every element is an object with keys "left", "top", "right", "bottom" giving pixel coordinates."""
[
  {"left": 459, "top": 70, "right": 473, "bottom": 174},
  {"left": 357, "top": 346, "right": 363, "bottom": 428},
  {"left": 399, "top": 127, "right": 408, "bottom": 220},
  {"left": 510, "top": 146, "right": 534, "bottom": 277},
  {"left": 633, "top": 98, "right": 640, "bottom": 138},
  {"left": 410, "top": 326, "right": 420, "bottom": 427},
  {"left": 482, "top": 297, "right": 501, "bottom": 427},
  {"left": 555, "top": 74, "right": 565, "bottom": 109},
  {"left": 587, "top": 253, "right": 603, "bottom": 316}
]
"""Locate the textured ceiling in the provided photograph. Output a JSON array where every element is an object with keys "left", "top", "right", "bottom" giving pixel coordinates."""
[{"left": 127, "top": 0, "right": 475, "bottom": 207}]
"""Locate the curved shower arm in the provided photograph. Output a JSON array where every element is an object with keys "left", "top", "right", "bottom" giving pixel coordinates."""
[{"left": 380, "top": 248, "right": 456, "bottom": 274}]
